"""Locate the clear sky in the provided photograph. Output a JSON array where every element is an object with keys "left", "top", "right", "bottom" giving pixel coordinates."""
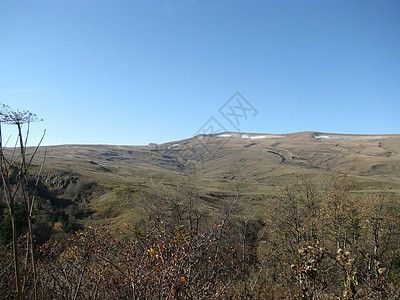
[{"left": 1, "top": 0, "right": 399, "bottom": 146}]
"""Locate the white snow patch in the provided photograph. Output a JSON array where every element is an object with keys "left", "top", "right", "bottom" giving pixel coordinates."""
[
  {"left": 242, "top": 134, "right": 284, "bottom": 139},
  {"left": 172, "top": 144, "right": 180, "bottom": 147},
  {"left": 217, "top": 134, "right": 232, "bottom": 138},
  {"left": 314, "top": 135, "right": 330, "bottom": 140}
]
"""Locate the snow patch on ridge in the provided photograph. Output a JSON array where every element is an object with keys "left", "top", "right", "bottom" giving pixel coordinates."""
[
  {"left": 314, "top": 135, "right": 330, "bottom": 140},
  {"left": 217, "top": 134, "right": 232, "bottom": 138},
  {"left": 242, "top": 135, "right": 269, "bottom": 140}
]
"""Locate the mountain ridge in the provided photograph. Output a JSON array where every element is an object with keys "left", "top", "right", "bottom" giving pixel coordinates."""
[{"left": 31, "top": 131, "right": 400, "bottom": 190}]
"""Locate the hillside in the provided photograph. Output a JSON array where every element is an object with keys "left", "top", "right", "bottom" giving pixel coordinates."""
[
  {"left": 26, "top": 131, "right": 400, "bottom": 227},
  {"left": 34, "top": 131, "right": 400, "bottom": 187}
]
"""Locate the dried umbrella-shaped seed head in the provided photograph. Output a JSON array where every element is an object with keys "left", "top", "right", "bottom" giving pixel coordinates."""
[{"left": 0, "top": 104, "right": 42, "bottom": 125}]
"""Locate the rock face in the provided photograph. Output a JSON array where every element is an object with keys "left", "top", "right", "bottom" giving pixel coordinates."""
[
  {"left": 40, "top": 173, "right": 78, "bottom": 189},
  {"left": 35, "top": 172, "right": 104, "bottom": 201}
]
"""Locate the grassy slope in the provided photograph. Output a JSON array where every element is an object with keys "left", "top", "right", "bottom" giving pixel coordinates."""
[{"left": 28, "top": 131, "right": 400, "bottom": 227}]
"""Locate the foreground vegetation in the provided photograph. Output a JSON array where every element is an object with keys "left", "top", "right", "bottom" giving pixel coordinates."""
[
  {"left": 1, "top": 106, "right": 399, "bottom": 299},
  {"left": 1, "top": 174, "right": 400, "bottom": 299}
]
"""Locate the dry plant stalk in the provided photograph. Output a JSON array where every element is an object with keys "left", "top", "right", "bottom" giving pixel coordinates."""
[{"left": 0, "top": 104, "right": 46, "bottom": 300}]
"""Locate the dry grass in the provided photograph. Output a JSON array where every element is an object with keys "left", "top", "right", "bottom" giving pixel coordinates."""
[{"left": 21, "top": 131, "right": 400, "bottom": 225}]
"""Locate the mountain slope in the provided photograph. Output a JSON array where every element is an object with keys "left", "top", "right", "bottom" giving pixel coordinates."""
[
  {"left": 25, "top": 131, "right": 400, "bottom": 227},
  {"left": 34, "top": 131, "right": 400, "bottom": 191}
]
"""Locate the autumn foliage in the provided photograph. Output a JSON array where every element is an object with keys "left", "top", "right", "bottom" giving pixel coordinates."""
[
  {"left": 1, "top": 174, "right": 400, "bottom": 299},
  {"left": 31, "top": 219, "right": 246, "bottom": 299}
]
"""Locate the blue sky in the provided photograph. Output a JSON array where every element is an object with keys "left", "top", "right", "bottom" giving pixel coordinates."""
[{"left": 0, "top": 0, "right": 399, "bottom": 146}]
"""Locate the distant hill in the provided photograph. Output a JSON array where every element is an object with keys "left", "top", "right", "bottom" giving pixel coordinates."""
[
  {"left": 27, "top": 131, "right": 400, "bottom": 226},
  {"left": 35, "top": 131, "right": 400, "bottom": 189}
]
